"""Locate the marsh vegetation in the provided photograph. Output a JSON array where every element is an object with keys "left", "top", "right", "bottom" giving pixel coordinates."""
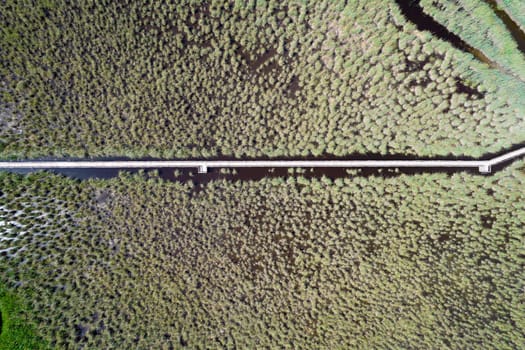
[
  {"left": 1, "top": 0, "right": 524, "bottom": 159},
  {"left": 1, "top": 163, "right": 524, "bottom": 348},
  {"left": 1, "top": 1, "right": 525, "bottom": 348}
]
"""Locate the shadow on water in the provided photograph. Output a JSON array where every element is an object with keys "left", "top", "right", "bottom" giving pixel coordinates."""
[
  {"left": 3, "top": 142, "right": 525, "bottom": 182},
  {"left": 3, "top": 164, "right": 510, "bottom": 184},
  {"left": 394, "top": 0, "right": 496, "bottom": 67}
]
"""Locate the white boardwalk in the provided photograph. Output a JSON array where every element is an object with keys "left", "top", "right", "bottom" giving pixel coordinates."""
[{"left": 0, "top": 147, "right": 524, "bottom": 174}]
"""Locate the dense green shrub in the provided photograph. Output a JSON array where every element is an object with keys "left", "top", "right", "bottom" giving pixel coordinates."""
[
  {"left": 1, "top": 164, "right": 524, "bottom": 348},
  {"left": 1, "top": 0, "right": 524, "bottom": 159}
]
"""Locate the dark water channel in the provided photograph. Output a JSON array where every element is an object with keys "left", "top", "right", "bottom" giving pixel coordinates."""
[
  {"left": 484, "top": 0, "right": 525, "bottom": 54},
  {"left": 0, "top": 166, "right": 472, "bottom": 184},
  {"left": 5, "top": 142, "right": 524, "bottom": 184},
  {"left": 1, "top": 166, "right": 486, "bottom": 185},
  {"left": 395, "top": 0, "right": 525, "bottom": 65},
  {"left": 394, "top": 0, "right": 496, "bottom": 66},
  {"left": 12, "top": 162, "right": 518, "bottom": 184}
]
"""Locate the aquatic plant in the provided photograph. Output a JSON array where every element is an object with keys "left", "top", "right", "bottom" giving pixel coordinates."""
[
  {"left": 1, "top": 163, "right": 524, "bottom": 348},
  {"left": 1, "top": 0, "right": 524, "bottom": 159}
]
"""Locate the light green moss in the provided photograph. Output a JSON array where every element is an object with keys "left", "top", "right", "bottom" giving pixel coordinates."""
[{"left": 0, "top": 286, "right": 49, "bottom": 350}]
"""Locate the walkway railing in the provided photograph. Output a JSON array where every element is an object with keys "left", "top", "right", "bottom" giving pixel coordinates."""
[{"left": 0, "top": 147, "right": 524, "bottom": 174}]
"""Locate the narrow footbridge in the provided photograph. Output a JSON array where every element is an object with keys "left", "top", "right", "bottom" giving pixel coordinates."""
[{"left": 0, "top": 147, "right": 524, "bottom": 174}]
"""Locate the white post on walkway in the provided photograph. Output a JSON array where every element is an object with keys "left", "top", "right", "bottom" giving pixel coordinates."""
[
  {"left": 479, "top": 164, "right": 491, "bottom": 174},
  {"left": 198, "top": 165, "right": 208, "bottom": 174}
]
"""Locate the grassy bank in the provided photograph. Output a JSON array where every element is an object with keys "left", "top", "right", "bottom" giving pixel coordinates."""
[{"left": 0, "top": 287, "right": 48, "bottom": 350}]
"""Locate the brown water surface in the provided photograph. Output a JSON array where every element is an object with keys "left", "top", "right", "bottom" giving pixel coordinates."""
[
  {"left": 484, "top": 0, "right": 525, "bottom": 54},
  {"left": 394, "top": 0, "right": 496, "bottom": 66}
]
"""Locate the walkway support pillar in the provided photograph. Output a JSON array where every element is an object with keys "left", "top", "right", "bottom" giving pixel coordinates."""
[{"left": 479, "top": 164, "right": 491, "bottom": 174}]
